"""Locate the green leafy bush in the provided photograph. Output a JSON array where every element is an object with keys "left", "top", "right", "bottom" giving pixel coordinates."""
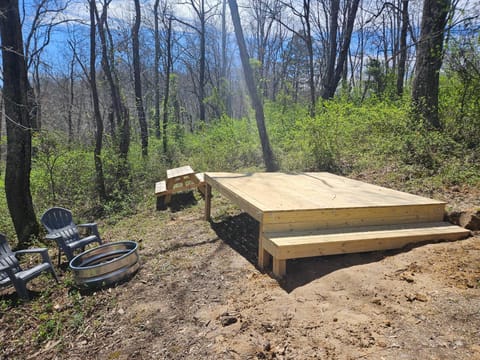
[{"left": 182, "top": 115, "right": 262, "bottom": 172}]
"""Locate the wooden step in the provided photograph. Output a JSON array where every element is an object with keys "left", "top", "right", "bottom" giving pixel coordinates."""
[{"left": 262, "top": 222, "right": 470, "bottom": 277}]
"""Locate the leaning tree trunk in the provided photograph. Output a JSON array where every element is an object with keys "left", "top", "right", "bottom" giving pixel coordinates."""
[
  {"left": 411, "top": 0, "right": 451, "bottom": 129},
  {"left": 0, "top": 0, "right": 40, "bottom": 246},
  {"left": 228, "top": 0, "right": 278, "bottom": 172}
]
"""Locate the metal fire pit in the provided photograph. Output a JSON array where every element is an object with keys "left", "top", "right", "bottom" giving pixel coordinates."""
[{"left": 69, "top": 241, "right": 140, "bottom": 289}]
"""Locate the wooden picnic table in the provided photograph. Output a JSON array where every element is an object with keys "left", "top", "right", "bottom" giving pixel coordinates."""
[{"left": 155, "top": 166, "right": 205, "bottom": 207}]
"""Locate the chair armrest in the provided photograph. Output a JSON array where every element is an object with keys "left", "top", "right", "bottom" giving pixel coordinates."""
[
  {"left": 46, "top": 233, "right": 62, "bottom": 240},
  {"left": 78, "top": 223, "right": 101, "bottom": 241},
  {"left": 15, "top": 247, "right": 52, "bottom": 264},
  {"left": 78, "top": 222, "right": 96, "bottom": 226},
  {"left": 15, "top": 247, "right": 48, "bottom": 255}
]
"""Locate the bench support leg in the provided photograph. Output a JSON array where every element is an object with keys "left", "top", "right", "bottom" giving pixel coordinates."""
[
  {"left": 204, "top": 183, "right": 212, "bottom": 221},
  {"left": 272, "top": 258, "right": 286, "bottom": 278}
]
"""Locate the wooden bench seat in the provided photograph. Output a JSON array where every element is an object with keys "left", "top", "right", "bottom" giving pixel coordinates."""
[
  {"left": 155, "top": 180, "right": 167, "bottom": 196},
  {"left": 262, "top": 222, "right": 470, "bottom": 277}
]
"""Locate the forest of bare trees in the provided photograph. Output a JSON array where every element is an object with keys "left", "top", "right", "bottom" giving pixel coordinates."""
[
  {"left": 6, "top": 0, "right": 477, "bottom": 134},
  {"left": 1, "top": 0, "right": 480, "bottom": 245}
]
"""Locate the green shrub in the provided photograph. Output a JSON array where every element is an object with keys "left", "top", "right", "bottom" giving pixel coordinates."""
[{"left": 182, "top": 115, "right": 262, "bottom": 172}]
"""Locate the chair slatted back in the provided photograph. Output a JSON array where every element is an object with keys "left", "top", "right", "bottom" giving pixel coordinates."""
[
  {"left": 0, "top": 234, "right": 21, "bottom": 283},
  {"left": 41, "top": 207, "right": 80, "bottom": 245}
]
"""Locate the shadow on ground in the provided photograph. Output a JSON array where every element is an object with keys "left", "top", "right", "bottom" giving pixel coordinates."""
[
  {"left": 210, "top": 213, "right": 442, "bottom": 292},
  {"left": 156, "top": 191, "right": 198, "bottom": 212},
  {"left": 211, "top": 213, "right": 259, "bottom": 266}
]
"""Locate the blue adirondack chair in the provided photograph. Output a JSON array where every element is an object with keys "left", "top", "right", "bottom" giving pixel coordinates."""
[
  {"left": 41, "top": 207, "right": 102, "bottom": 265},
  {"left": 0, "top": 233, "right": 58, "bottom": 300}
]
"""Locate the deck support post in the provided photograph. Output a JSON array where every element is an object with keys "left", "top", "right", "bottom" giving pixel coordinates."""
[
  {"left": 272, "top": 258, "right": 286, "bottom": 278},
  {"left": 204, "top": 183, "right": 212, "bottom": 221},
  {"left": 258, "top": 227, "right": 271, "bottom": 270}
]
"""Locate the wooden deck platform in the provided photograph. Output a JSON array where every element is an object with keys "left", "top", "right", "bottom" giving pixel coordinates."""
[{"left": 204, "top": 172, "right": 470, "bottom": 277}]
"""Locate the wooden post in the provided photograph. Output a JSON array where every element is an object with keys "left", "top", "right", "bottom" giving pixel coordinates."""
[
  {"left": 257, "top": 227, "right": 271, "bottom": 270},
  {"left": 272, "top": 258, "right": 286, "bottom": 278},
  {"left": 165, "top": 178, "right": 173, "bottom": 204},
  {"left": 204, "top": 183, "right": 212, "bottom": 221}
]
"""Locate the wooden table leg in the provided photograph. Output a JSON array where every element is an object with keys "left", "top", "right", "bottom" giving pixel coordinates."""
[
  {"left": 165, "top": 178, "right": 173, "bottom": 204},
  {"left": 204, "top": 183, "right": 212, "bottom": 221}
]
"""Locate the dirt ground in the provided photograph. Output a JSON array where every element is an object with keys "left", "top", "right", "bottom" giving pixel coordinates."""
[{"left": 1, "top": 184, "right": 480, "bottom": 360}]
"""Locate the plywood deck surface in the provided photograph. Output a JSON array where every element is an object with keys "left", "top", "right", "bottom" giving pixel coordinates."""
[{"left": 206, "top": 172, "right": 444, "bottom": 212}]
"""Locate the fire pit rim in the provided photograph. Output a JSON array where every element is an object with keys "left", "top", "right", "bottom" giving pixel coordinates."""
[
  {"left": 69, "top": 240, "right": 138, "bottom": 270},
  {"left": 69, "top": 240, "right": 140, "bottom": 289}
]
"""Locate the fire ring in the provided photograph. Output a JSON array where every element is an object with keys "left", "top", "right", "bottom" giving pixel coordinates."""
[{"left": 69, "top": 241, "right": 140, "bottom": 289}]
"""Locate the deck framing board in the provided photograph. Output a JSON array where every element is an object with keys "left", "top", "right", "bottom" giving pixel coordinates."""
[{"left": 262, "top": 203, "right": 445, "bottom": 232}]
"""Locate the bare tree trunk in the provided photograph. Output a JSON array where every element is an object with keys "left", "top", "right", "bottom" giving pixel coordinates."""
[
  {"left": 322, "top": 0, "right": 360, "bottom": 100},
  {"left": 228, "top": 0, "right": 278, "bottom": 172},
  {"left": 221, "top": 0, "right": 230, "bottom": 115},
  {"left": 0, "top": 94, "right": 3, "bottom": 170},
  {"left": 31, "top": 66, "right": 41, "bottom": 130},
  {"left": 89, "top": 0, "right": 107, "bottom": 202},
  {"left": 133, "top": 0, "right": 148, "bottom": 156},
  {"left": 96, "top": 2, "right": 130, "bottom": 163},
  {"left": 199, "top": 1, "right": 206, "bottom": 122},
  {"left": 412, "top": 0, "right": 451, "bottom": 129},
  {"left": 396, "top": 0, "right": 409, "bottom": 97},
  {"left": 0, "top": 0, "right": 40, "bottom": 246},
  {"left": 271, "top": 0, "right": 315, "bottom": 115},
  {"left": 177, "top": 0, "right": 213, "bottom": 123},
  {"left": 153, "top": 0, "right": 161, "bottom": 139},
  {"left": 162, "top": 17, "right": 173, "bottom": 157},
  {"left": 304, "top": 0, "right": 315, "bottom": 117},
  {"left": 322, "top": 0, "right": 339, "bottom": 100},
  {"left": 67, "top": 45, "right": 75, "bottom": 143}
]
